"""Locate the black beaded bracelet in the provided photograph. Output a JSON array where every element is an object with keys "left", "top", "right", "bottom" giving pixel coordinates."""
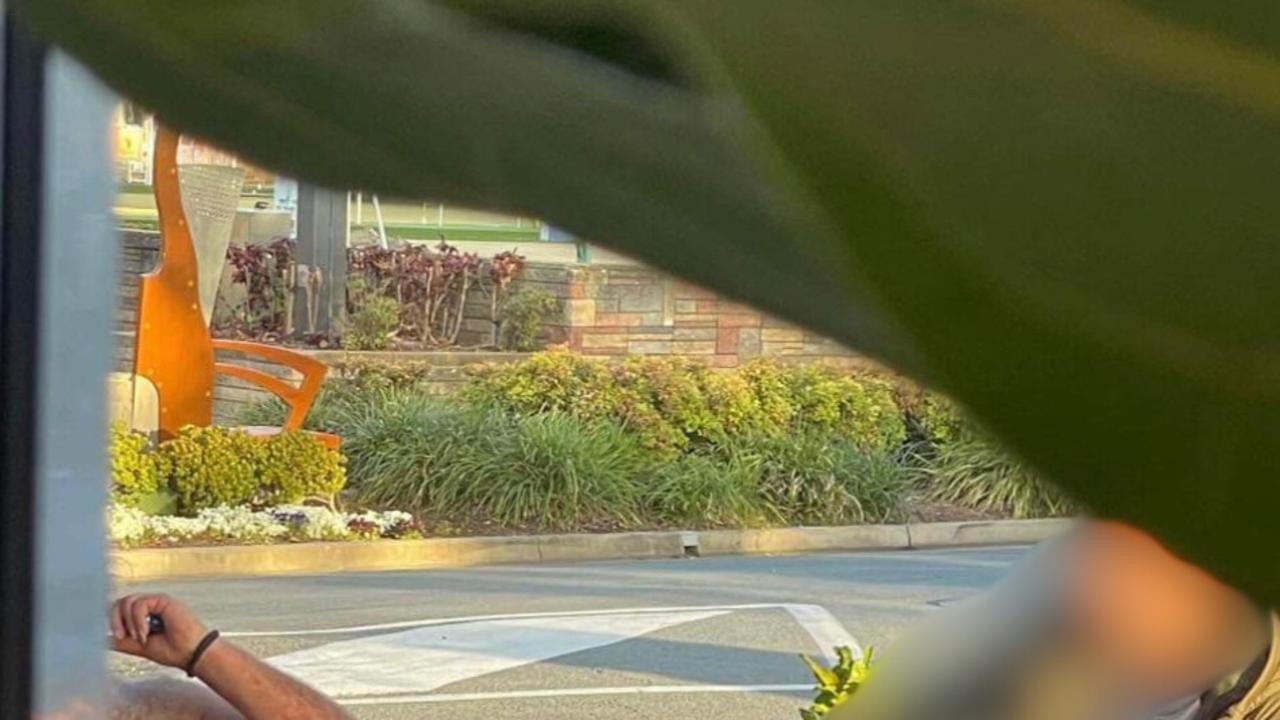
[{"left": 185, "top": 629, "right": 221, "bottom": 678}]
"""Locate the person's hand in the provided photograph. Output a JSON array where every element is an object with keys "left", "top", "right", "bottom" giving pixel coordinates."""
[{"left": 109, "top": 593, "right": 211, "bottom": 670}]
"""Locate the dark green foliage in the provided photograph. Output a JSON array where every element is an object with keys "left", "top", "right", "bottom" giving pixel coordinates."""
[
  {"left": 645, "top": 450, "right": 771, "bottom": 528},
  {"left": 341, "top": 393, "right": 501, "bottom": 504},
  {"left": 917, "top": 436, "right": 1074, "bottom": 519},
  {"left": 472, "top": 413, "right": 652, "bottom": 530},
  {"left": 747, "top": 432, "right": 910, "bottom": 526},
  {"left": 341, "top": 391, "right": 651, "bottom": 531}
]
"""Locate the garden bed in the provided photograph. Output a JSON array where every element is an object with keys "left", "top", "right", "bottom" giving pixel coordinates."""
[
  {"left": 111, "top": 499, "right": 1002, "bottom": 549},
  {"left": 109, "top": 504, "right": 422, "bottom": 549},
  {"left": 112, "top": 351, "right": 1072, "bottom": 548}
]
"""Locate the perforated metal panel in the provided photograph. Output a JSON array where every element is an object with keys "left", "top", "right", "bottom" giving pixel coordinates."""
[{"left": 178, "top": 163, "right": 245, "bottom": 325}]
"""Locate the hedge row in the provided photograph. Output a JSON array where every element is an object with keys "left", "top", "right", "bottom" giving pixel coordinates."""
[
  {"left": 238, "top": 353, "right": 1070, "bottom": 529},
  {"left": 289, "top": 391, "right": 912, "bottom": 531}
]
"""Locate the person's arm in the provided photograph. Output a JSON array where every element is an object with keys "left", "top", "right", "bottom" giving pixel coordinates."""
[
  {"left": 109, "top": 593, "right": 353, "bottom": 720},
  {"left": 109, "top": 678, "right": 241, "bottom": 720}
]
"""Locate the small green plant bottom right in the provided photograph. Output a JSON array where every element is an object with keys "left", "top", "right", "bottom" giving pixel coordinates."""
[{"left": 799, "top": 646, "right": 873, "bottom": 719}]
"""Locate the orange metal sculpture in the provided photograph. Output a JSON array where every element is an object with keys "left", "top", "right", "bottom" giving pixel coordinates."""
[{"left": 132, "top": 127, "right": 338, "bottom": 448}]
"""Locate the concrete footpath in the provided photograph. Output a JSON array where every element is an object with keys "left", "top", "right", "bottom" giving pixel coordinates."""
[{"left": 112, "top": 518, "right": 1074, "bottom": 581}]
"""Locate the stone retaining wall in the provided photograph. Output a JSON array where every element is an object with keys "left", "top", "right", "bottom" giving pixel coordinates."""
[
  {"left": 211, "top": 349, "right": 530, "bottom": 423},
  {"left": 460, "top": 263, "right": 865, "bottom": 370},
  {"left": 116, "top": 232, "right": 867, "bottom": 422}
]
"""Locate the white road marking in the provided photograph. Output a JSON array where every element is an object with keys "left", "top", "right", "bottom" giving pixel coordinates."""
[
  {"left": 339, "top": 684, "right": 813, "bottom": 706},
  {"left": 270, "top": 609, "right": 728, "bottom": 697},
  {"left": 231, "top": 603, "right": 887, "bottom": 638},
  {"left": 864, "top": 552, "right": 1014, "bottom": 569},
  {"left": 258, "top": 604, "right": 862, "bottom": 701},
  {"left": 784, "top": 605, "right": 861, "bottom": 664}
]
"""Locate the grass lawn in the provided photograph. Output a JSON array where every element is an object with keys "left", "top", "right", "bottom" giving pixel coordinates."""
[
  {"left": 115, "top": 214, "right": 541, "bottom": 244},
  {"left": 351, "top": 223, "right": 540, "bottom": 243}
]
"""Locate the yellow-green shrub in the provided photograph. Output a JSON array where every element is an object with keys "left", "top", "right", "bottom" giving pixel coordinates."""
[
  {"left": 740, "top": 360, "right": 907, "bottom": 450},
  {"left": 464, "top": 349, "right": 618, "bottom": 419},
  {"left": 257, "top": 430, "right": 346, "bottom": 506},
  {"left": 156, "top": 426, "right": 263, "bottom": 512},
  {"left": 154, "top": 426, "right": 347, "bottom": 514},
  {"left": 465, "top": 351, "right": 907, "bottom": 454},
  {"left": 109, "top": 422, "right": 161, "bottom": 505}
]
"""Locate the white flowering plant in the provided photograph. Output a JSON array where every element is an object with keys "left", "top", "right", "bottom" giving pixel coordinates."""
[{"left": 109, "top": 504, "right": 423, "bottom": 548}]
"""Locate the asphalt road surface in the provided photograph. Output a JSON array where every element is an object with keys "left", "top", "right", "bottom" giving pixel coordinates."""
[{"left": 114, "top": 546, "right": 1029, "bottom": 719}]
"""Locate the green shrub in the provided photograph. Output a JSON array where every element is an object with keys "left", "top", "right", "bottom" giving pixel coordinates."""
[
  {"left": 466, "top": 351, "right": 731, "bottom": 454},
  {"left": 476, "top": 413, "right": 652, "bottom": 530},
  {"left": 917, "top": 436, "right": 1073, "bottom": 518},
  {"left": 257, "top": 430, "right": 346, "bottom": 506},
  {"left": 343, "top": 294, "right": 400, "bottom": 350},
  {"left": 647, "top": 437, "right": 909, "bottom": 528},
  {"left": 465, "top": 351, "right": 906, "bottom": 455},
  {"left": 738, "top": 360, "right": 907, "bottom": 451},
  {"left": 156, "top": 426, "right": 264, "bottom": 512},
  {"left": 154, "top": 426, "right": 347, "bottom": 514},
  {"left": 351, "top": 393, "right": 651, "bottom": 531},
  {"left": 343, "top": 392, "right": 497, "bottom": 502},
  {"left": 498, "top": 287, "right": 559, "bottom": 351},
  {"left": 463, "top": 348, "right": 618, "bottom": 419},
  {"left": 747, "top": 432, "right": 909, "bottom": 525},
  {"left": 645, "top": 450, "right": 770, "bottom": 528},
  {"left": 833, "top": 445, "right": 913, "bottom": 524},
  {"left": 109, "top": 422, "right": 161, "bottom": 506},
  {"left": 918, "top": 392, "right": 964, "bottom": 445}
]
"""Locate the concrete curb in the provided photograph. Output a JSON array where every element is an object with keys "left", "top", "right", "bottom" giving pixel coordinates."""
[
  {"left": 112, "top": 519, "right": 1076, "bottom": 581},
  {"left": 906, "top": 519, "right": 1076, "bottom": 549}
]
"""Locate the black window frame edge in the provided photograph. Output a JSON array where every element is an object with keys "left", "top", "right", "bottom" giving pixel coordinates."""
[{"left": 0, "top": 13, "right": 46, "bottom": 719}]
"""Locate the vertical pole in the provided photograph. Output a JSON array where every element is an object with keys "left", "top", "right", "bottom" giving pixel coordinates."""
[
  {"left": 1, "top": 17, "right": 116, "bottom": 717},
  {"left": 32, "top": 50, "right": 115, "bottom": 715},
  {"left": 296, "top": 184, "right": 349, "bottom": 336},
  {"left": 437, "top": 203, "right": 444, "bottom": 228},
  {"left": 371, "top": 193, "right": 388, "bottom": 249}
]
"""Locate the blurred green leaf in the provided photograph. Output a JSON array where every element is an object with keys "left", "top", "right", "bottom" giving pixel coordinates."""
[
  {"left": 802, "top": 654, "right": 840, "bottom": 688},
  {"left": 16, "top": 0, "right": 1280, "bottom": 600}
]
